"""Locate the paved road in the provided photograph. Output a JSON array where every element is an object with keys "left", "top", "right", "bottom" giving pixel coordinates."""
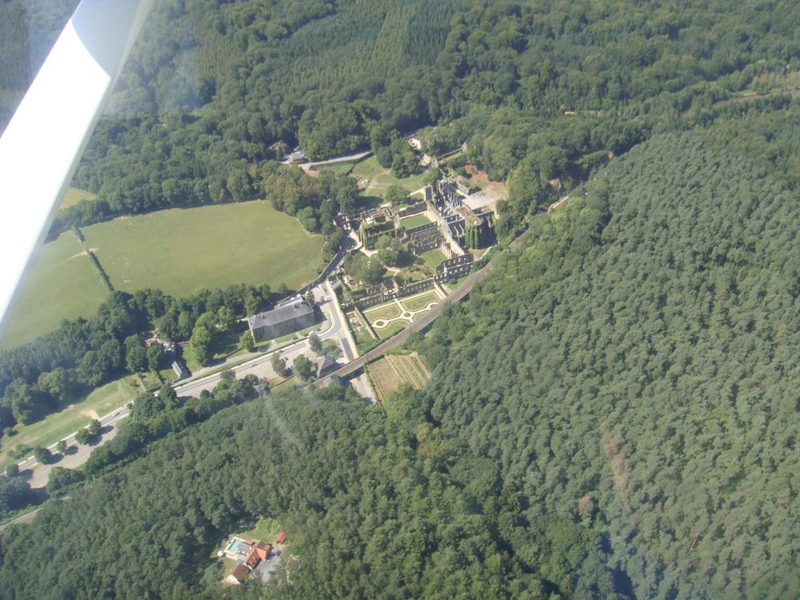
[
  {"left": 297, "top": 150, "right": 372, "bottom": 171},
  {"left": 12, "top": 272, "right": 362, "bottom": 486}
]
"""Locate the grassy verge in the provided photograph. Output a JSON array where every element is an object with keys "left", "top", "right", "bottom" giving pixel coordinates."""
[
  {"left": 0, "top": 376, "right": 141, "bottom": 470},
  {"left": 375, "top": 321, "right": 406, "bottom": 340}
]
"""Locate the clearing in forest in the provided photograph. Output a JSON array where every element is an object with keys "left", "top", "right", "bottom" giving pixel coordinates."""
[
  {"left": 366, "top": 353, "right": 431, "bottom": 403},
  {"left": 351, "top": 156, "right": 430, "bottom": 198},
  {"left": 59, "top": 186, "right": 97, "bottom": 209}
]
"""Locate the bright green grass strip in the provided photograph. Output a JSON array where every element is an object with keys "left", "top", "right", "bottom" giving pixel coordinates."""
[
  {"left": 375, "top": 320, "right": 406, "bottom": 340},
  {"left": 81, "top": 201, "right": 325, "bottom": 298},
  {"left": 0, "top": 232, "right": 109, "bottom": 351},
  {"left": 400, "top": 214, "right": 431, "bottom": 229},
  {"left": 0, "top": 375, "right": 141, "bottom": 470},
  {"left": 401, "top": 290, "right": 439, "bottom": 313},
  {"left": 422, "top": 248, "right": 446, "bottom": 270},
  {"left": 363, "top": 302, "right": 402, "bottom": 321},
  {"left": 60, "top": 187, "right": 96, "bottom": 209}
]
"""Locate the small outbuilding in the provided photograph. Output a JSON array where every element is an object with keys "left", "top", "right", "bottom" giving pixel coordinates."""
[
  {"left": 231, "top": 562, "right": 249, "bottom": 583},
  {"left": 275, "top": 532, "right": 287, "bottom": 544}
]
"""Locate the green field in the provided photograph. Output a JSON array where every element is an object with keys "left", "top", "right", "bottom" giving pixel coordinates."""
[
  {"left": 0, "top": 232, "right": 109, "bottom": 351},
  {"left": 82, "top": 201, "right": 325, "bottom": 297},
  {"left": 363, "top": 302, "right": 402, "bottom": 321},
  {"left": 59, "top": 187, "right": 96, "bottom": 209},
  {"left": 422, "top": 248, "right": 446, "bottom": 270},
  {"left": 0, "top": 375, "right": 141, "bottom": 470},
  {"left": 375, "top": 321, "right": 406, "bottom": 340},
  {"left": 402, "top": 290, "right": 439, "bottom": 313},
  {"left": 400, "top": 214, "right": 431, "bottom": 229},
  {"left": 351, "top": 156, "right": 430, "bottom": 198}
]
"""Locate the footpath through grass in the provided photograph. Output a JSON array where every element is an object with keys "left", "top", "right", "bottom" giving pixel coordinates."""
[
  {"left": 351, "top": 156, "right": 430, "bottom": 198},
  {"left": 0, "top": 231, "right": 109, "bottom": 351},
  {"left": 0, "top": 376, "right": 142, "bottom": 470},
  {"left": 82, "top": 201, "right": 325, "bottom": 298}
]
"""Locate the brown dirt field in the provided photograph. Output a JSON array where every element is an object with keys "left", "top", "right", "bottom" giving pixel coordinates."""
[
  {"left": 388, "top": 355, "right": 427, "bottom": 388},
  {"left": 464, "top": 165, "right": 508, "bottom": 200},
  {"left": 366, "top": 360, "right": 399, "bottom": 403},
  {"left": 367, "top": 353, "right": 431, "bottom": 403}
]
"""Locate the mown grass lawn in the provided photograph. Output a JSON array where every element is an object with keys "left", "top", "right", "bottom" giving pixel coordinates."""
[
  {"left": 400, "top": 213, "right": 431, "bottom": 229},
  {"left": 375, "top": 320, "right": 406, "bottom": 340},
  {"left": 0, "top": 231, "right": 109, "bottom": 351},
  {"left": 82, "top": 201, "right": 325, "bottom": 298},
  {"left": 401, "top": 290, "right": 439, "bottom": 313},
  {"left": 363, "top": 302, "right": 402, "bottom": 322},
  {"left": 0, "top": 375, "right": 142, "bottom": 470},
  {"left": 422, "top": 248, "right": 446, "bottom": 270},
  {"left": 59, "top": 186, "right": 96, "bottom": 209},
  {"left": 351, "top": 156, "right": 430, "bottom": 198}
]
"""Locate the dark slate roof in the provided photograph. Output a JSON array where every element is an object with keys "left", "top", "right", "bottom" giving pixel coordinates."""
[
  {"left": 316, "top": 355, "right": 338, "bottom": 378},
  {"left": 249, "top": 298, "right": 313, "bottom": 329}
]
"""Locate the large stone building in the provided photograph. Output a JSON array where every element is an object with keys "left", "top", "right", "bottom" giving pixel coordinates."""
[{"left": 248, "top": 297, "right": 315, "bottom": 343}]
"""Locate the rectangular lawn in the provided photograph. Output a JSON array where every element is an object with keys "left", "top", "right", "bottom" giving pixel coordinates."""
[
  {"left": 0, "top": 231, "right": 109, "bottom": 350},
  {"left": 400, "top": 214, "right": 431, "bottom": 229},
  {"left": 82, "top": 201, "right": 325, "bottom": 298},
  {"left": 422, "top": 248, "right": 446, "bottom": 270}
]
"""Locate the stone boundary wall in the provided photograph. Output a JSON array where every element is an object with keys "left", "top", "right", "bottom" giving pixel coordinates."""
[
  {"left": 403, "top": 221, "right": 438, "bottom": 237},
  {"left": 356, "top": 278, "right": 437, "bottom": 310},
  {"left": 395, "top": 202, "right": 427, "bottom": 219}
]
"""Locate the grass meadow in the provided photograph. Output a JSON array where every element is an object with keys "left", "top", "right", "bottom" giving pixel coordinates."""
[
  {"left": 82, "top": 201, "right": 325, "bottom": 297},
  {"left": 0, "top": 232, "right": 109, "bottom": 351},
  {"left": 59, "top": 187, "right": 96, "bottom": 209}
]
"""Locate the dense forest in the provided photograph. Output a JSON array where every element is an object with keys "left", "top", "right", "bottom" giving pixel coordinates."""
[
  {"left": 3, "top": 0, "right": 800, "bottom": 598},
  {"left": 0, "top": 282, "right": 272, "bottom": 438},
  {"left": 43, "top": 0, "right": 800, "bottom": 233},
  {"left": 0, "top": 384, "right": 604, "bottom": 599},
  {"left": 4, "top": 130, "right": 800, "bottom": 598},
  {"left": 418, "top": 131, "right": 800, "bottom": 598}
]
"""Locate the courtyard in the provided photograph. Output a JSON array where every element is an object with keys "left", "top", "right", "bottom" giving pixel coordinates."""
[{"left": 362, "top": 289, "right": 443, "bottom": 339}]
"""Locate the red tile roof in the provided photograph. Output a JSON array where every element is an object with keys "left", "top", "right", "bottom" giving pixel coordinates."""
[{"left": 231, "top": 563, "right": 249, "bottom": 582}]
